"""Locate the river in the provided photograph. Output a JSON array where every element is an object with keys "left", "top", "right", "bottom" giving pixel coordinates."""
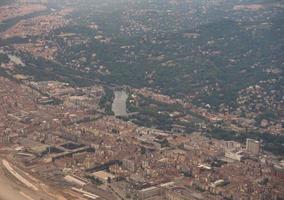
[{"left": 112, "top": 90, "right": 128, "bottom": 116}]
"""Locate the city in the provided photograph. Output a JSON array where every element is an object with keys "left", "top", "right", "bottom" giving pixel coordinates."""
[{"left": 0, "top": 0, "right": 283, "bottom": 200}]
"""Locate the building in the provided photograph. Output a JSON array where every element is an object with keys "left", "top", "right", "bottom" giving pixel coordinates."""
[
  {"left": 246, "top": 139, "right": 260, "bottom": 155},
  {"left": 138, "top": 186, "right": 160, "bottom": 199},
  {"left": 272, "top": 164, "right": 284, "bottom": 179},
  {"left": 122, "top": 159, "right": 136, "bottom": 172},
  {"left": 0, "top": 129, "right": 13, "bottom": 144},
  {"left": 225, "top": 141, "right": 241, "bottom": 151},
  {"left": 64, "top": 175, "right": 87, "bottom": 186},
  {"left": 0, "top": 135, "right": 9, "bottom": 144},
  {"left": 225, "top": 151, "right": 244, "bottom": 161},
  {"left": 92, "top": 170, "right": 116, "bottom": 183},
  {"left": 165, "top": 187, "right": 204, "bottom": 200}
]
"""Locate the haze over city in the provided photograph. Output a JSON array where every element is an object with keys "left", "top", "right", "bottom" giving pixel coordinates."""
[{"left": 0, "top": 0, "right": 283, "bottom": 199}]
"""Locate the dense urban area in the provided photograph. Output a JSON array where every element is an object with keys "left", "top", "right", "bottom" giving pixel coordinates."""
[{"left": 0, "top": 0, "right": 283, "bottom": 200}]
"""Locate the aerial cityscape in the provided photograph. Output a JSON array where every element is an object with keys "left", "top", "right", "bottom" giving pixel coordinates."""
[{"left": 0, "top": 0, "right": 283, "bottom": 200}]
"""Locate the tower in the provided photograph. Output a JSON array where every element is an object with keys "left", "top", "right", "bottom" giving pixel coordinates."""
[{"left": 246, "top": 139, "right": 260, "bottom": 155}]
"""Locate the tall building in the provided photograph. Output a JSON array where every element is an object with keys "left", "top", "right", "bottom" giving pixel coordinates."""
[
  {"left": 246, "top": 139, "right": 260, "bottom": 155},
  {"left": 122, "top": 159, "right": 136, "bottom": 172},
  {"left": 225, "top": 141, "right": 241, "bottom": 151}
]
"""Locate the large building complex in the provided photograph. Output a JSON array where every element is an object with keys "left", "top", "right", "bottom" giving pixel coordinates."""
[{"left": 246, "top": 139, "right": 260, "bottom": 155}]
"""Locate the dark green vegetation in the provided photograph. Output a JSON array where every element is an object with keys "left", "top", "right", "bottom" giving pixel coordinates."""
[
  {"left": 0, "top": 10, "right": 51, "bottom": 32},
  {"left": 99, "top": 87, "right": 114, "bottom": 115},
  {"left": 45, "top": 0, "right": 283, "bottom": 115},
  {"left": 126, "top": 94, "right": 204, "bottom": 132},
  {"left": 0, "top": 53, "right": 9, "bottom": 64},
  {"left": 0, "top": 0, "right": 283, "bottom": 154},
  {"left": 255, "top": 111, "right": 278, "bottom": 125},
  {"left": 2, "top": 0, "right": 283, "bottom": 113},
  {"left": 84, "top": 174, "right": 103, "bottom": 185},
  {"left": 207, "top": 128, "right": 284, "bottom": 156},
  {"left": 0, "top": 0, "right": 14, "bottom": 6}
]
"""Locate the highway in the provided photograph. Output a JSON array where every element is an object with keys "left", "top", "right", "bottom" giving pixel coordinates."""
[
  {"left": 0, "top": 166, "right": 35, "bottom": 200},
  {"left": 0, "top": 159, "right": 62, "bottom": 200}
]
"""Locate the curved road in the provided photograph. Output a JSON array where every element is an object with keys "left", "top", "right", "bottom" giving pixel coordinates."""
[
  {"left": 0, "top": 160, "right": 59, "bottom": 200},
  {"left": 0, "top": 167, "right": 35, "bottom": 200}
]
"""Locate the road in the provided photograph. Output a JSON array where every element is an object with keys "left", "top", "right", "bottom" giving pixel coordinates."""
[
  {"left": 0, "top": 159, "right": 60, "bottom": 200},
  {"left": 0, "top": 166, "right": 35, "bottom": 200}
]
